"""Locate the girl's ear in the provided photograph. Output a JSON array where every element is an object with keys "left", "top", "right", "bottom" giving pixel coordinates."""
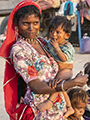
[{"left": 65, "top": 33, "right": 70, "bottom": 39}]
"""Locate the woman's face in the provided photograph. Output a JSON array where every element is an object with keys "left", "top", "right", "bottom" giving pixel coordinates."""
[
  {"left": 18, "top": 14, "right": 40, "bottom": 39},
  {"left": 72, "top": 101, "right": 87, "bottom": 119}
]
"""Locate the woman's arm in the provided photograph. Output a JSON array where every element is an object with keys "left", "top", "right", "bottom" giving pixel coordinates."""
[
  {"left": 28, "top": 71, "right": 88, "bottom": 94},
  {"left": 11, "top": 44, "right": 88, "bottom": 94}
]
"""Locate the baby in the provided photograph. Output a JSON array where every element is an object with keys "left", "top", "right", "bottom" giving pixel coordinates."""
[{"left": 37, "top": 16, "right": 75, "bottom": 118}]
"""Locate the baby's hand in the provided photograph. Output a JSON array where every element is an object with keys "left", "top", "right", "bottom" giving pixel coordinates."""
[{"left": 50, "top": 39, "right": 60, "bottom": 50}]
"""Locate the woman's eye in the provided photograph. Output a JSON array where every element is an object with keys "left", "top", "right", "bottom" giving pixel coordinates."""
[
  {"left": 33, "top": 21, "right": 39, "bottom": 25},
  {"left": 23, "top": 22, "right": 29, "bottom": 26}
]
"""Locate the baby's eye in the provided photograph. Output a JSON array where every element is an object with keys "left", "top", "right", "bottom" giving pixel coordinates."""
[
  {"left": 57, "top": 31, "right": 60, "bottom": 34},
  {"left": 50, "top": 30, "right": 54, "bottom": 33}
]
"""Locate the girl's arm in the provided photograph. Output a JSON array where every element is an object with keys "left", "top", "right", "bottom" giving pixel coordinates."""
[{"left": 37, "top": 93, "right": 58, "bottom": 111}]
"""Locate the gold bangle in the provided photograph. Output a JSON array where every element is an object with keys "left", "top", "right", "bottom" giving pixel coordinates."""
[{"left": 56, "top": 49, "right": 61, "bottom": 54}]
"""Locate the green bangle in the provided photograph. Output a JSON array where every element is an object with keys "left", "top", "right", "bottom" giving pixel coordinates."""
[{"left": 56, "top": 49, "right": 61, "bottom": 54}]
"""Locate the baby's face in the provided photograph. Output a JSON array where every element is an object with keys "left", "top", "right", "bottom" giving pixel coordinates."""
[
  {"left": 49, "top": 25, "right": 68, "bottom": 44},
  {"left": 72, "top": 101, "right": 87, "bottom": 119}
]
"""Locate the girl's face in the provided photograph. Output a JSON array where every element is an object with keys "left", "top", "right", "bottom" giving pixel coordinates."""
[
  {"left": 49, "top": 25, "right": 70, "bottom": 44},
  {"left": 72, "top": 101, "right": 87, "bottom": 119},
  {"left": 18, "top": 14, "right": 40, "bottom": 39}
]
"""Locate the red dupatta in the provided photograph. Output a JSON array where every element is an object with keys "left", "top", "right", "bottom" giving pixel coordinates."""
[{"left": 0, "top": 0, "right": 41, "bottom": 119}]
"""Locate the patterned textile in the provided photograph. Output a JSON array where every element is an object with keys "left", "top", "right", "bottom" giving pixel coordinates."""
[
  {"left": 46, "top": 39, "right": 75, "bottom": 63},
  {"left": 10, "top": 38, "right": 66, "bottom": 120}
]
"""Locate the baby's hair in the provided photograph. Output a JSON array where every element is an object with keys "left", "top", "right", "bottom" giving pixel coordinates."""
[
  {"left": 84, "top": 62, "right": 90, "bottom": 86},
  {"left": 68, "top": 88, "right": 88, "bottom": 106},
  {"left": 13, "top": 5, "right": 41, "bottom": 26},
  {"left": 48, "top": 15, "right": 72, "bottom": 34}
]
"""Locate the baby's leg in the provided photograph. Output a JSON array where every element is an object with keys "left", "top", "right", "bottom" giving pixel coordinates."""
[
  {"left": 63, "top": 91, "right": 74, "bottom": 118},
  {"left": 37, "top": 93, "right": 58, "bottom": 111},
  {"left": 56, "top": 69, "right": 73, "bottom": 80}
]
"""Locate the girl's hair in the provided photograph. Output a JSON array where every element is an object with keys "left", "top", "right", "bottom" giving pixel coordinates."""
[
  {"left": 48, "top": 15, "right": 72, "bottom": 34},
  {"left": 13, "top": 5, "right": 41, "bottom": 26},
  {"left": 68, "top": 88, "right": 88, "bottom": 106},
  {"left": 84, "top": 62, "right": 90, "bottom": 86}
]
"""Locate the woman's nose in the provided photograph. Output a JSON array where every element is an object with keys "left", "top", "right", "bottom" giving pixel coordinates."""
[{"left": 28, "top": 24, "right": 33, "bottom": 30}]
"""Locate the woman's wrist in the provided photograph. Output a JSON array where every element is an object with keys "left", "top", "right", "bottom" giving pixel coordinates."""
[
  {"left": 55, "top": 78, "right": 77, "bottom": 92},
  {"left": 63, "top": 78, "right": 77, "bottom": 90}
]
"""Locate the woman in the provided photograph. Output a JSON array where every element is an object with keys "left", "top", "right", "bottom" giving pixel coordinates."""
[{"left": 0, "top": 0, "right": 88, "bottom": 120}]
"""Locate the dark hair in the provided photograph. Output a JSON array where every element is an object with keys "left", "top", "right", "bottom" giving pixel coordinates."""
[
  {"left": 13, "top": 5, "right": 41, "bottom": 26},
  {"left": 68, "top": 88, "right": 88, "bottom": 106},
  {"left": 49, "top": 16, "right": 72, "bottom": 34},
  {"left": 84, "top": 62, "right": 90, "bottom": 86}
]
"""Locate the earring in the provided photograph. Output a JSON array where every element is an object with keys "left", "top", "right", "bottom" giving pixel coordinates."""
[{"left": 15, "top": 26, "right": 19, "bottom": 39}]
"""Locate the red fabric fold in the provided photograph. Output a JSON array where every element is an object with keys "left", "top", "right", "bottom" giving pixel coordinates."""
[{"left": 0, "top": 0, "right": 41, "bottom": 119}]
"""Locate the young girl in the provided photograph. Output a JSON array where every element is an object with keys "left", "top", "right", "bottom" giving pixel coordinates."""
[
  {"left": 37, "top": 16, "right": 75, "bottom": 118},
  {"left": 83, "top": 62, "right": 90, "bottom": 119},
  {"left": 67, "top": 87, "right": 88, "bottom": 120},
  {"left": 84, "top": 62, "right": 90, "bottom": 86}
]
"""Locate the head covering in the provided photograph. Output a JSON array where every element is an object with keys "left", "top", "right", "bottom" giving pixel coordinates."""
[
  {"left": 0, "top": 0, "right": 41, "bottom": 58},
  {"left": 0, "top": 0, "right": 41, "bottom": 119}
]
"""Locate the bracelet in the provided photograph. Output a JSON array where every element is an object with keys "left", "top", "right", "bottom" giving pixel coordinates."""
[
  {"left": 48, "top": 98, "right": 53, "bottom": 103},
  {"left": 67, "top": 106, "right": 72, "bottom": 108},
  {"left": 61, "top": 80, "right": 65, "bottom": 91},
  {"left": 56, "top": 49, "right": 61, "bottom": 54}
]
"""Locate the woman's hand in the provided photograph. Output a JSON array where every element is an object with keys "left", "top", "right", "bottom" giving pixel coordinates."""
[
  {"left": 49, "top": 78, "right": 63, "bottom": 89},
  {"left": 73, "top": 71, "right": 88, "bottom": 87},
  {"left": 63, "top": 71, "right": 88, "bottom": 90}
]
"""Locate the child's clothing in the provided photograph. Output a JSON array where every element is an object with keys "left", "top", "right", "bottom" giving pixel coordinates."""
[{"left": 45, "top": 39, "right": 75, "bottom": 70}]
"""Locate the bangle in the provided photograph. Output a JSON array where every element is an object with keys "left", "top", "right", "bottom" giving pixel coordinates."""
[
  {"left": 48, "top": 98, "right": 53, "bottom": 103},
  {"left": 56, "top": 49, "right": 61, "bottom": 54},
  {"left": 67, "top": 106, "right": 71, "bottom": 108},
  {"left": 61, "top": 80, "right": 65, "bottom": 91}
]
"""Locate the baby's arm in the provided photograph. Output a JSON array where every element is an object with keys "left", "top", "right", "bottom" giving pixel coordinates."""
[
  {"left": 50, "top": 39, "right": 67, "bottom": 62},
  {"left": 63, "top": 91, "right": 74, "bottom": 118},
  {"left": 37, "top": 92, "right": 58, "bottom": 111}
]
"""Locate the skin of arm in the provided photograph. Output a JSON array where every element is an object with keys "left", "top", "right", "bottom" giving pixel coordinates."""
[{"left": 28, "top": 71, "right": 88, "bottom": 94}]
